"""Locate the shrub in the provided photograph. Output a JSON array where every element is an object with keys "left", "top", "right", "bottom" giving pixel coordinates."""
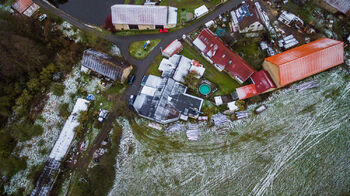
[
  {"left": 59, "top": 103, "right": 70, "bottom": 119},
  {"left": 10, "top": 122, "right": 44, "bottom": 142},
  {"left": 52, "top": 83, "right": 65, "bottom": 96}
]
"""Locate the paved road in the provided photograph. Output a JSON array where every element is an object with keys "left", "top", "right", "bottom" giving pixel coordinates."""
[{"left": 33, "top": 0, "right": 243, "bottom": 99}]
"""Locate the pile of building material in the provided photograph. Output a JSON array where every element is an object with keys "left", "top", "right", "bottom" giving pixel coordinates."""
[
  {"left": 186, "top": 124, "right": 201, "bottom": 141},
  {"left": 278, "top": 34, "right": 299, "bottom": 50},
  {"left": 235, "top": 111, "right": 248, "bottom": 119},
  {"left": 294, "top": 81, "right": 320, "bottom": 92},
  {"left": 165, "top": 123, "right": 183, "bottom": 132},
  {"left": 211, "top": 113, "right": 230, "bottom": 126}
]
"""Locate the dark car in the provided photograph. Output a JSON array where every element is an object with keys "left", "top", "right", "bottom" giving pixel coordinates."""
[{"left": 128, "top": 74, "right": 135, "bottom": 84}]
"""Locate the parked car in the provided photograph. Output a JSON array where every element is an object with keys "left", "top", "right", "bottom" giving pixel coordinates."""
[
  {"left": 128, "top": 74, "right": 135, "bottom": 84},
  {"left": 129, "top": 95, "right": 135, "bottom": 106},
  {"left": 38, "top": 14, "right": 47, "bottom": 22},
  {"left": 160, "top": 28, "right": 168, "bottom": 33}
]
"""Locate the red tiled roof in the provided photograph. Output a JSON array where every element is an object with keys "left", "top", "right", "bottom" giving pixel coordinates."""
[
  {"left": 236, "top": 84, "right": 258, "bottom": 100},
  {"left": 196, "top": 28, "right": 255, "bottom": 82},
  {"left": 12, "top": 0, "right": 33, "bottom": 14},
  {"left": 251, "top": 70, "right": 276, "bottom": 94},
  {"left": 265, "top": 37, "right": 344, "bottom": 86}
]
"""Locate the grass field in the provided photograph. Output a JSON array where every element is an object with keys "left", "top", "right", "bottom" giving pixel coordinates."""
[
  {"left": 109, "top": 67, "right": 350, "bottom": 196},
  {"left": 128, "top": 39, "right": 161, "bottom": 59},
  {"left": 146, "top": 55, "right": 162, "bottom": 76},
  {"left": 180, "top": 42, "right": 240, "bottom": 95}
]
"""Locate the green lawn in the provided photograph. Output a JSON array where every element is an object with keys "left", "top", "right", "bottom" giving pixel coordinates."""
[
  {"left": 180, "top": 42, "right": 240, "bottom": 95},
  {"left": 129, "top": 39, "right": 161, "bottom": 59},
  {"left": 124, "top": 0, "right": 144, "bottom": 4},
  {"left": 146, "top": 54, "right": 162, "bottom": 76}
]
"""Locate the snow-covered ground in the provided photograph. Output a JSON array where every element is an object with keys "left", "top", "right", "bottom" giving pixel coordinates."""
[
  {"left": 59, "top": 21, "right": 81, "bottom": 43},
  {"left": 4, "top": 66, "right": 81, "bottom": 194},
  {"left": 109, "top": 67, "right": 350, "bottom": 195}
]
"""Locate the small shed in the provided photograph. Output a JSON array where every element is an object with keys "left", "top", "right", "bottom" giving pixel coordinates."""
[
  {"left": 194, "top": 5, "right": 209, "bottom": 18},
  {"left": 214, "top": 96, "right": 223, "bottom": 106},
  {"left": 12, "top": 0, "right": 39, "bottom": 17},
  {"left": 162, "top": 39, "right": 183, "bottom": 58},
  {"left": 236, "top": 84, "right": 258, "bottom": 100}
]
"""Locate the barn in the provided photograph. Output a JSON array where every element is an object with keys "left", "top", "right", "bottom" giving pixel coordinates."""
[
  {"left": 111, "top": 5, "right": 178, "bottom": 30},
  {"left": 81, "top": 49, "right": 133, "bottom": 83},
  {"left": 263, "top": 38, "right": 344, "bottom": 87}
]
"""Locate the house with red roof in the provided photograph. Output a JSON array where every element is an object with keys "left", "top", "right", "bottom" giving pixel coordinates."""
[
  {"left": 193, "top": 28, "right": 255, "bottom": 84},
  {"left": 12, "top": 0, "right": 40, "bottom": 17}
]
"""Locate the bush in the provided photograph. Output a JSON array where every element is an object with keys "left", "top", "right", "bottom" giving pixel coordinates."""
[
  {"left": 59, "top": 103, "right": 70, "bottom": 119},
  {"left": 10, "top": 122, "right": 44, "bottom": 142},
  {"left": 52, "top": 83, "right": 65, "bottom": 96},
  {"left": 0, "top": 156, "right": 27, "bottom": 177}
]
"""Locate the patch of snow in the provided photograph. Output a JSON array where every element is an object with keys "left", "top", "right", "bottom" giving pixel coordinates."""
[
  {"left": 111, "top": 45, "right": 121, "bottom": 57},
  {"left": 59, "top": 21, "right": 81, "bottom": 43}
]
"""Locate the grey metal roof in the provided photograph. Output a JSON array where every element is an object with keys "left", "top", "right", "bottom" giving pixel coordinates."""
[
  {"left": 324, "top": 0, "right": 350, "bottom": 15},
  {"left": 111, "top": 4, "right": 168, "bottom": 25},
  {"left": 134, "top": 75, "right": 203, "bottom": 124},
  {"left": 82, "top": 49, "right": 130, "bottom": 81}
]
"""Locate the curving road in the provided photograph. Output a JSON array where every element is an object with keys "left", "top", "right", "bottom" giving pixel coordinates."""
[{"left": 33, "top": 0, "right": 243, "bottom": 99}]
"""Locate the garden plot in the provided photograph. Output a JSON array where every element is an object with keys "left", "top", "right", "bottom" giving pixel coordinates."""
[
  {"left": 109, "top": 67, "right": 350, "bottom": 195},
  {"left": 5, "top": 66, "right": 81, "bottom": 194}
]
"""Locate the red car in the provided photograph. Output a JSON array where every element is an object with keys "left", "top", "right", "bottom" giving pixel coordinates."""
[{"left": 160, "top": 28, "right": 168, "bottom": 33}]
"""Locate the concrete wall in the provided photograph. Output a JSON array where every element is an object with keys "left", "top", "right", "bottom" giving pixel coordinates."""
[
  {"left": 164, "top": 24, "right": 176, "bottom": 29},
  {"left": 121, "top": 65, "right": 133, "bottom": 83},
  {"left": 114, "top": 24, "right": 130, "bottom": 30},
  {"left": 263, "top": 60, "right": 281, "bottom": 88},
  {"left": 138, "top": 25, "right": 155, "bottom": 30}
]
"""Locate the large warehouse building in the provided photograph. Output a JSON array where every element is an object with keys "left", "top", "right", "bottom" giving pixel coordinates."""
[
  {"left": 111, "top": 5, "right": 178, "bottom": 30},
  {"left": 263, "top": 37, "right": 344, "bottom": 87}
]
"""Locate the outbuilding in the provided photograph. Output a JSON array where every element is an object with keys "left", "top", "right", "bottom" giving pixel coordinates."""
[
  {"left": 194, "top": 5, "right": 209, "bottom": 18},
  {"left": 111, "top": 4, "right": 178, "bottom": 30},
  {"left": 162, "top": 39, "right": 183, "bottom": 58}
]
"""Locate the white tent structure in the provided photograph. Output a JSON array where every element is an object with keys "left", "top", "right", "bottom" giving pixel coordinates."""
[
  {"left": 194, "top": 5, "right": 209, "bottom": 18},
  {"left": 49, "top": 98, "right": 90, "bottom": 161}
]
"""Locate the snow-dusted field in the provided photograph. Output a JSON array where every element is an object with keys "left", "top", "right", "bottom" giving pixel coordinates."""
[{"left": 109, "top": 67, "right": 350, "bottom": 195}]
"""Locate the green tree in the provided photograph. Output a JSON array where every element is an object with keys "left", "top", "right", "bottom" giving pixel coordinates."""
[
  {"left": 184, "top": 72, "right": 199, "bottom": 90},
  {"left": 9, "top": 122, "right": 43, "bottom": 142},
  {"left": 40, "top": 63, "right": 56, "bottom": 86},
  {"left": 27, "top": 78, "right": 41, "bottom": 93},
  {"left": 52, "top": 83, "right": 65, "bottom": 96}
]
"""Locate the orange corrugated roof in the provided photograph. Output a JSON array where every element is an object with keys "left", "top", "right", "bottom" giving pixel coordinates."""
[
  {"left": 12, "top": 0, "right": 33, "bottom": 14},
  {"left": 265, "top": 38, "right": 343, "bottom": 66},
  {"left": 236, "top": 84, "right": 258, "bottom": 100}
]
